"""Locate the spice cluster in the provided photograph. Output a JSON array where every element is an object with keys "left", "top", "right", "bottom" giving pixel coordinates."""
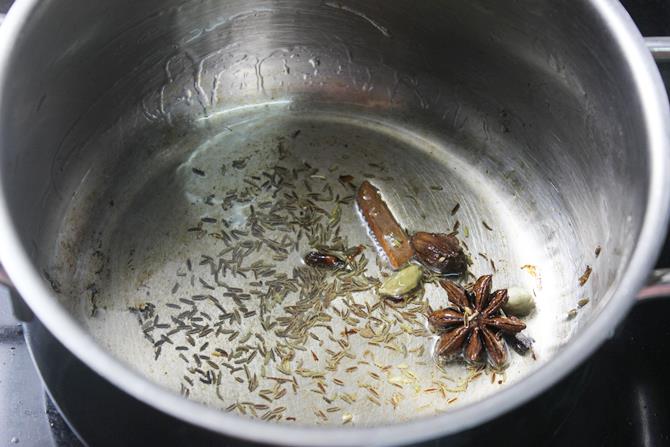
[{"left": 125, "top": 137, "right": 536, "bottom": 425}]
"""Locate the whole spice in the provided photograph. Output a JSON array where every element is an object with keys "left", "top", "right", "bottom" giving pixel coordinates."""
[
  {"left": 578, "top": 266, "right": 592, "bottom": 286},
  {"left": 356, "top": 181, "right": 414, "bottom": 269},
  {"left": 304, "top": 251, "right": 345, "bottom": 269},
  {"left": 429, "top": 275, "right": 527, "bottom": 368},
  {"left": 378, "top": 264, "right": 423, "bottom": 299},
  {"left": 410, "top": 232, "right": 467, "bottom": 274},
  {"left": 339, "top": 174, "right": 355, "bottom": 185},
  {"left": 503, "top": 286, "right": 535, "bottom": 317},
  {"left": 504, "top": 332, "right": 534, "bottom": 355}
]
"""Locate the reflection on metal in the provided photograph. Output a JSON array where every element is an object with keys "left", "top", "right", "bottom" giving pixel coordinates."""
[
  {"left": 645, "top": 37, "right": 670, "bottom": 62},
  {"left": 633, "top": 383, "right": 653, "bottom": 447},
  {"left": 637, "top": 268, "right": 670, "bottom": 300}
]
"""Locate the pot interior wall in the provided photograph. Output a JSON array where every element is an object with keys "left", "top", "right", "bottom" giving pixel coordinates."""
[{"left": 0, "top": 0, "right": 649, "bottom": 427}]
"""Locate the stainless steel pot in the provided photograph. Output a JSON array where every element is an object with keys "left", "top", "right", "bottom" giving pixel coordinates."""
[{"left": 1, "top": 0, "right": 670, "bottom": 445}]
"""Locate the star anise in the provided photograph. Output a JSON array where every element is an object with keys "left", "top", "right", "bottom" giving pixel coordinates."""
[{"left": 428, "top": 275, "right": 526, "bottom": 368}]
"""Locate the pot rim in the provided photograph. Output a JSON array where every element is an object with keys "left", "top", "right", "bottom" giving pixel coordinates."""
[{"left": 1, "top": 0, "right": 669, "bottom": 445}]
